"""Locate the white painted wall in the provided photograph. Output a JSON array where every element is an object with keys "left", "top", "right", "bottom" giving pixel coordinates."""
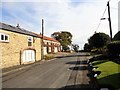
[
  {"left": 43, "top": 47, "right": 47, "bottom": 55},
  {"left": 54, "top": 47, "right": 58, "bottom": 53}
]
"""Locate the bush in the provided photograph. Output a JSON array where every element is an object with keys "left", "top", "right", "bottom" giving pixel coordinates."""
[
  {"left": 107, "top": 41, "right": 120, "bottom": 57},
  {"left": 113, "top": 31, "right": 120, "bottom": 40},
  {"left": 44, "top": 55, "right": 54, "bottom": 60},
  {"left": 88, "top": 32, "right": 111, "bottom": 48},
  {"left": 84, "top": 43, "right": 92, "bottom": 52}
]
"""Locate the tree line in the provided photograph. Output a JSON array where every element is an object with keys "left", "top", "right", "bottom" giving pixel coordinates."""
[
  {"left": 84, "top": 31, "right": 120, "bottom": 57},
  {"left": 51, "top": 31, "right": 79, "bottom": 52},
  {"left": 51, "top": 31, "right": 72, "bottom": 52}
]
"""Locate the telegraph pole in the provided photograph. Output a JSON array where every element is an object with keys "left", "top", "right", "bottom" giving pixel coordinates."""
[
  {"left": 107, "top": 1, "right": 112, "bottom": 40},
  {"left": 41, "top": 19, "right": 44, "bottom": 60}
]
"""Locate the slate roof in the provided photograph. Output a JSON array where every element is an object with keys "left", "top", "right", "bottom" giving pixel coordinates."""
[
  {"left": 0, "top": 22, "right": 60, "bottom": 43},
  {"left": 32, "top": 32, "right": 59, "bottom": 42},
  {"left": 0, "top": 22, "right": 39, "bottom": 37}
]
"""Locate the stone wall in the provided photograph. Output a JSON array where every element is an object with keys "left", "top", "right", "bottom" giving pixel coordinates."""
[{"left": 0, "top": 29, "right": 41, "bottom": 69}]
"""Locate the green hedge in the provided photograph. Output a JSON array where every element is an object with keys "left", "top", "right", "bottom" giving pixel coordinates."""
[
  {"left": 44, "top": 55, "right": 54, "bottom": 60},
  {"left": 107, "top": 41, "right": 120, "bottom": 57}
]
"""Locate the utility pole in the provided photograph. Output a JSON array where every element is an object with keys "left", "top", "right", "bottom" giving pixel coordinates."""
[
  {"left": 41, "top": 19, "right": 44, "bottom": 60},
  {"left": 118, "top": 1, "right": 120, "bottom": 32},
  {"left": 107, "top": 1, "right": 112, "bottom": 40}
]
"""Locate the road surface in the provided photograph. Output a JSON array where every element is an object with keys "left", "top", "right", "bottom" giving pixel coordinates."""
[{"left": 2, "top": 53, "right": 95, "bottom": 89}]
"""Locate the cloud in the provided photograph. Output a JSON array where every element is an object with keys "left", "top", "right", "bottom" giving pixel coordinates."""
[{"left": 1, "top": 0, "right": 119, "bottom": 48}]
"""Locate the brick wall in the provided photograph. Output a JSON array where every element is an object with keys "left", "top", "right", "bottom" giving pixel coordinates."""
[{"left": 0, "top": 29, "right": 41, "bottom": 69}]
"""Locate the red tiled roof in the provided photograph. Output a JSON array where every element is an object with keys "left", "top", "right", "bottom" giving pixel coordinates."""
[{"left": 32, "top": 32, "right": 59, "bottom": 42}]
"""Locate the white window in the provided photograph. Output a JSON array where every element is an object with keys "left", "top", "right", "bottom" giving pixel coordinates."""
[
  {"left": 28, "top": 36, "right": 33, "bottom": 42},
  {"left": 48, "top": 42, "right": 50, "bottom": 45},
  {"left": 44, "top": 42, "right": 47, "bottom": 45},
  {"left": 22, "top": 50, "right": 35, "bottom": 62},
  {"left": 28, "top": 36, "right": 33, "bottom": 46},
  {"left": 0, "top": 33, "right": 9, "bottom": 42}
]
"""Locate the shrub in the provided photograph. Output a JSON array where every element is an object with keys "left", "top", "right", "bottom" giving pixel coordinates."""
[
  {"left": 107, "top": 41, "right": 120, "bottom": 57},
  {"left": 113, "top": 31, "right": 120, "bottom": 40},
  {"left": 84, "top": 43, "right": 92, "bottom": 52},
  {"left": 88, "top": 32, "right": 111, "bottom": 48},
  {"left": 44, "top": 55, "right": 54, "bottom": 60}
]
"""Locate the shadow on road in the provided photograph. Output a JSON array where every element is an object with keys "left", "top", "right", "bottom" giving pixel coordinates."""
[
  {"left": 66, "top": 61, "right": 78, "bottom": 65},
  {"left": 56, "top": 54, "right": 90, "bottom": 59},
  {"left": 66, "top": 61, "right": 88, "bottom": 65},
  {"left": 69, "top": 66, "right": 88, "bottom": 70},
  {"left": 80, "top": 61, "right": 88, "bottom": 64}
]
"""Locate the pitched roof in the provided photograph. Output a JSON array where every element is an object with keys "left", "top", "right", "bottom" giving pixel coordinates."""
[
  {"left": 0, "top": 22, "right": 60, "bottom": 43},
  {"left": 0, "top": 22, "right": 38, "bottom": 37},
  {"left": 43, "top": 35, "right": 59, "bottom": 42},
  {"left": 32, "top": 32, "right": 59, "bottom": 42}
]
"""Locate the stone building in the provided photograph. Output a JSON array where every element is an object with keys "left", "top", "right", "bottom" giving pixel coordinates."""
[{"left": 0, "top": 23, "right": 41, "bottom": 69}]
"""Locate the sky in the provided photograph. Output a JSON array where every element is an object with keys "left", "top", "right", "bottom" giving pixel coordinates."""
[{"left": 0, "top": 0, "right": 119, "bottom": 49}]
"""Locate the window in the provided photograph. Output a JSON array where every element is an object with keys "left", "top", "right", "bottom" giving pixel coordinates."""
[
  {"left": 0, "top": 33, "right": 9, "bottom": 42},
  {"left": 28, "top": 36, "right": 33, "bottom": 46},
  {"left": 5, "top": 35, "right": 8, "bottom": 40},
  {"left": 48, "top": 42, "right": 51, "bottom": 45},
  {"left": 1, "top": 34, "right": 4, "bottom": 40},
  {"left": 22, "top": 50, "right": 35, "bottom": 62},
  {"left": 44, "top": 42, "right": 47, "bottom": 45}
]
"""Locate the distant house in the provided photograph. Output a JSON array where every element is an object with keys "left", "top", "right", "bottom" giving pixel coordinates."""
[
  {"left": 42, "top": 35, "right": 61, "bottom": 55},
  {"left": 0, "top": 22, "right": 42, "bottom": 69},
  {"left": 33, "top": 33, "right": 61, "bottom": 55}
]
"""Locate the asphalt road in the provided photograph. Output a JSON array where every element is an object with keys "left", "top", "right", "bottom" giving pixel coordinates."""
[{"left": 2, "top": 53, "right": 92, "bottom": 89}]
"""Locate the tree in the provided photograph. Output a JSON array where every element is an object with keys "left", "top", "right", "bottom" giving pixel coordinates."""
[
  {"left": 88, "top": 32, "right": 111, "bottom": 48},
  {"left": 107, "top": 41, "right": 120, "bottom": 57},
  {"left": 72, "top": 44, "right": 79, "bottom": 52},
  {"left": 51, "top": 31, "right": 72, "bottom": 51},
  {"left": 84, "top": 43, "right": 92, "bottom": 52},
  {"left": 113, "top": 31, "right": 120, "bottom": 40}
]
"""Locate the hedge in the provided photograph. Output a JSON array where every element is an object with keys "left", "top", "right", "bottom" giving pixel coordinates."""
[{"left": 107, "top": 41, "right": 120, "bottom": 57}]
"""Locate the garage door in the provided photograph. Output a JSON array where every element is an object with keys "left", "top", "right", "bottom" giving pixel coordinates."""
[{"left": 22, "top": 50, "right": 35, "bottom": 62}]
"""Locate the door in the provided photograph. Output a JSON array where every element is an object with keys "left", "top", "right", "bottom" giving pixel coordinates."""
[{"left": 22, "top": 50, "right": 35, "bottom": 62}]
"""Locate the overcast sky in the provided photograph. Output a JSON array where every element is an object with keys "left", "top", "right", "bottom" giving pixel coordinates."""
[{"left": 0, "top": 0, "right": 119, "bottom": 49}]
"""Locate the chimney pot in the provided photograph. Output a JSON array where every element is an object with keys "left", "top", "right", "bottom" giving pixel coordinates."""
[{"left": 16, "top": 24, "right": 20, "bottom": 28}]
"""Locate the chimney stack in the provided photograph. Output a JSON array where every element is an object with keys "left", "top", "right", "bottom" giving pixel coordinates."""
[{"left": 16, "top": 24, "right": 20, "bottom": 28}]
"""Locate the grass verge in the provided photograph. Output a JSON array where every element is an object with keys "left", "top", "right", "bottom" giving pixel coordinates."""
[
  {"left": 44, "top": 55, "right": 54, "bottom": 60},
  {"left": 92, "top": 60, "right": 120, "bottom": 90}
]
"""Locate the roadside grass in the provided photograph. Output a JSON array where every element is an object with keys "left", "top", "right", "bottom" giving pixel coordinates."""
[
  {"left": 44, "top": 55, "right": 54, "bottom": 60},
  {"left": 92, "top": 60, "right": 120, "bottom": 90}
]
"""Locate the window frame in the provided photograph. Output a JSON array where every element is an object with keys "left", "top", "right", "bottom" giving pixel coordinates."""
[
  {"left": 28, "top": 36, "right": 33, "bottom": 46},
  {"left": 0, "top": 33, "right": 9, "bottom": 42}
]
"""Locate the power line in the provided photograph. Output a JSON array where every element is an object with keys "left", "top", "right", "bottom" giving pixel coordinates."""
[
  {"left": 95, "top": 5, "right": 107, "bottom": 32},
  {"left": 95, "top": 0, "right": 112, "bottom": 33}
]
